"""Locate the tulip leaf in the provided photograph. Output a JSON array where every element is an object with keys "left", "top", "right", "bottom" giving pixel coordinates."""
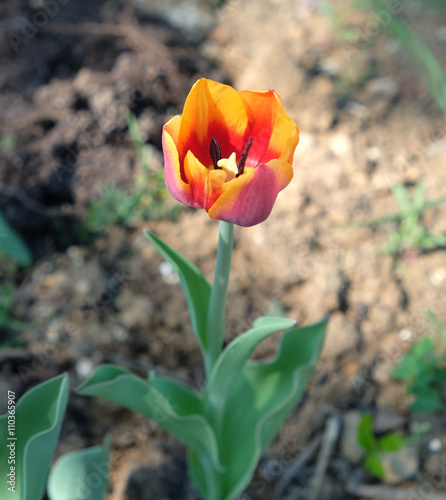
[
  {"left": 76, "top": 365, "right": 220, "bottom": 471},
  {"left": 208, "top": 316, "right": 296, "bottom": 407},
  {"left": 47, "top": 435, "right": 110, "bottom": 500},
  {"left": 192, "top": 318, "right": 327, "bottom": 500},
  {"left": 0, "top": 373, "right": 70, "bottom": 500},
  {"left": 144, "top": 230, "right": 211, "bottom": 351},
  {"left": 0, "top": 210, "right": 32, "bottom": 266}
]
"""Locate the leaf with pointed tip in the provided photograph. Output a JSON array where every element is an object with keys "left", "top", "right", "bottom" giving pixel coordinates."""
[
  {"left": 358, "top": 412, "right": 376, "bottom": 452},
  {"left": 191, "top": 318, "right": 327, "bottom": 500},
  {"left": 0, "top": 373, "right": 69, "bottom": 500},
  {"left": 144, "top": 230, "right": 211, "bottom": 351},
  {"left": 76, "top": 365, "right": 220, "bottom": 472},
  {"left": 208, "top": 317, "right": 296, "bottom": 407},
  {"left": 365, "top": 452, "right": 385, "bottom": 479},
  {"left": 0, "top": 211, "right": 32, "bottom": 266},
  {"left": 47, "top": 435, "right": 110, "bottom": 500},
  {"left": 378, "top": 433, "right": 407, "bottom": 452}
]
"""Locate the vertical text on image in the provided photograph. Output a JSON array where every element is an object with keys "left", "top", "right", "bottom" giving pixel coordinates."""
[{"left": 6, "top": 390, "right": 16, "bottom": 493}]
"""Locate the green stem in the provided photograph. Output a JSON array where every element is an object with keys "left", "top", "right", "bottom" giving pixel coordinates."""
[{"left": 205, "top": 221, "right": 234, "bottom": 379}]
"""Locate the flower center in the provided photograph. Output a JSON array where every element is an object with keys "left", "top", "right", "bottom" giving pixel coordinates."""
[
  {"left": 209, "top": 137, "right": 254, "bottom": 180},
  {"left": 217, "top": 152, "right": 238, "bottom": 178}
]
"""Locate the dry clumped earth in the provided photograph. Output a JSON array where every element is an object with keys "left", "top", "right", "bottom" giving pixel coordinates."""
[{"left": 1, "top": 0, "right": 446, "bottom": 498}]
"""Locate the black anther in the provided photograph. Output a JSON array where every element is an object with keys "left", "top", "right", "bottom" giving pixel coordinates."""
[
  {"left": 210, "top": 137, "right": 222, "bottom": 170},
  {"left": 237, "top": 138, "right": 253, "bottom": 177}
]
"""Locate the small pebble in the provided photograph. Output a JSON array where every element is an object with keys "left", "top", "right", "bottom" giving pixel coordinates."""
[
  {"left": 111, "top": 325, "right": 128, "bottom": 341},
  {"left": 159, "top": 261, "right": 179, "bottom": 285},
  {"left": 365, "top": 146, "right": 381, "bottom": 164},
  {"left": 430, "top": 268, "right": 446, "bottom": 286},
  {"left": 365, "top": 77, "right": 401, "bottom": 100},
  {"left": 398, "top": 328, "right": 413, "bottom": 342},
  {"left": 75, "top": 358, "right": 95, "bottom": 379},
  {"left": 329, "top": 134, "right": 352, "bottom": 156},
  {"left": 345, "top": 100, "right": 370, "bottom": 119},
  {"left": 74, "top": 279, "right": 91, "bottom": 296},
  {"left": 67, "top": 246, "right": 84, "bottom": 267},
  {"left": 428, "top": 438, "right": 442, "bottom": 453}
]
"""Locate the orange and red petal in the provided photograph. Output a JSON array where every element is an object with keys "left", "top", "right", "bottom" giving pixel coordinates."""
[
  {"left": 162, "top": 121, "right": 200, "bottom": 209},
  {"left": 207, "top": 162, "right": 286, "bottom": 227},
  {"left": 183, "top": 150, "right": 210, "bottom": 209},
  {"left": 265, "top": 158, "right": 294, "bottom": 192},
  {"left": 207, "top": 168, "right": 227, "bottom": 210},
  {"left": 238, "top": 89, "right": 280, "bottom": 165},
  {"left": 178, "top": 79, "right": 248, "bottom": 167},
  {"left": 265, "top": 93, "right": 299, "bottom": 164},
  {"left": 238, "top": 89, "right": 299, "bottom": 166}
]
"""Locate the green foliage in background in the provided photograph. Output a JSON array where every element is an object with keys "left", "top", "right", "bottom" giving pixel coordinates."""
[
  {"left": 368, "top": 0, "right": 446, "bottom": 117},
  {"left": 86, "top": 113, "right": 178, "bottom": 232},
  {"left": 78, "top": 231, "right": 327, "bottom": 500},
  {"left": 323, "top": 0, "right": 446, "bottom": 117},
  {"left": 47, "top": 435, "right": 110, "bottom": 500},
  {"left": 393, "top": 336, "right": 446, "bottom": 412},
  {"left": 0, "top": 211, "right": 34, "bottom": 335},
  {"left": 382, "top": 183, "right": 446, "bottom": 256},
  {"left": 351, "top": 182, "right": 446, "bottom": 258},
  {"left": 0, "top": 374, "right": 110, "bottom": 500},
  {"left": 0, "top": 283, "right": 33, "bottom": 335},
  {"left": 0, "top": 210, "right": 32, "bottom": 266},
  {"left": 358, "top": 412, "right": 407, "bottom": 479},
  {"left": 0, "top": 374, "right": 69, "bottom": 500},
  {"left": 425, "top": 309, "right": 446, "bottom": 352},
  {"left": 0, "top": 134, "right": 16, "bottom": 152}
]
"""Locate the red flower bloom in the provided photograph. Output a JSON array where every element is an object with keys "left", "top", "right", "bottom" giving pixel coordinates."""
[{"left": 162, "top": 78, "right": 299, "bottom": 227}]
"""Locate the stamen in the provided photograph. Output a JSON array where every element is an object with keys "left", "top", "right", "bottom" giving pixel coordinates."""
[
  {"left": 237, "top": 138, "right": 253, "bottom": 177},
  {"left": 210, "top": 137, "right": 222, "bottom": 170}
]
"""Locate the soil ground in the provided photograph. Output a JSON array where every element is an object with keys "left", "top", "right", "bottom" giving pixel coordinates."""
[{"left": 1, "top": 0, "right": 446, "bottom": 499}]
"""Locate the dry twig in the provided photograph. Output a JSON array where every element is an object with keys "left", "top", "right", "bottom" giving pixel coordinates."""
[
  {"left": 308, "top": 415, "right": 341, "bottom": 500},
  {"left": 273, "top": 433, "right": 322, "bottom": 496}
]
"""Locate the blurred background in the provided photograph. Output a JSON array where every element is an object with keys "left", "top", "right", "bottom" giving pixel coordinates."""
[{"left": 1, "top": 0, "right": 446, "bottom": 498}]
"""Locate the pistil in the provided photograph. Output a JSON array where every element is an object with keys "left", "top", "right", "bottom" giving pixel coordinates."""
[{"left": 208, "top": 137, "right": 254, "bottom": 179}]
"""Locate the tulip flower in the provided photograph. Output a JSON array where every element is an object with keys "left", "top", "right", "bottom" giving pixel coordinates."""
[{"left": 162, "top": 78, "right": 299, "bottom": 227}]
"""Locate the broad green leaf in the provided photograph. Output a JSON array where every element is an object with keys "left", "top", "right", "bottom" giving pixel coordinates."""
[
  {"left": 392, "top": 353, "right": 418, "bottom": 380},
  {"left": 208, "top": 317, "right": 296, "bottom": 407},
  {"left": 357, "top": 412, "right": 376, "bottom": 452},
  {"left": 364, "top": 452, "right": 385, "bottom": 479},
  {"left": 144, "top": 230, "right": 211, "bottom": 351},
  {"left": 76, "top": 365, "right": 220, "bottom": 472},
  {"left": 436, "top": 367, "right": 446, "bottom": 385},
  {"left": 0, "top": 373, "right": 69, "bottom": 500},
  {"left": 410, "top": 390, "right": 441, "bottom": 413},
  {"left": 0, "top": 211, "right": 32, "bottom": 266},
  {"left": 378, "top": 433, "right": 407, "bottom": 452},
  {"left": 149, "top": 373, "right": 204, "bottom": 416},
  {"left": 191, "top": 318, "right": 327, "bottom": 500},
  {"left": 412, "top": 337, "right": 435, "bottom": 357},
  {"left": 47, "top": 435, "right": 110, "bottom": 500}
]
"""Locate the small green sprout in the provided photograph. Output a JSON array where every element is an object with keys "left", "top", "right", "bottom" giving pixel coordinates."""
[
  {"left": 382, "top": 183, "right": 446, "bottom": 257},
  {"left": 358, "top": 412, "right": 407, "bottom": 479},
  {"left": 86, "top": 112, "right": 177, "bottom": 232},
  {"left": 393, "top": 335, "right": 446, "bottom": 413}
]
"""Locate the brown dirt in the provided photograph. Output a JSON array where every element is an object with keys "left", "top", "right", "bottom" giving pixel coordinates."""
[{"left": 1, "top": 0, "right": 446, "bottom": 499}]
